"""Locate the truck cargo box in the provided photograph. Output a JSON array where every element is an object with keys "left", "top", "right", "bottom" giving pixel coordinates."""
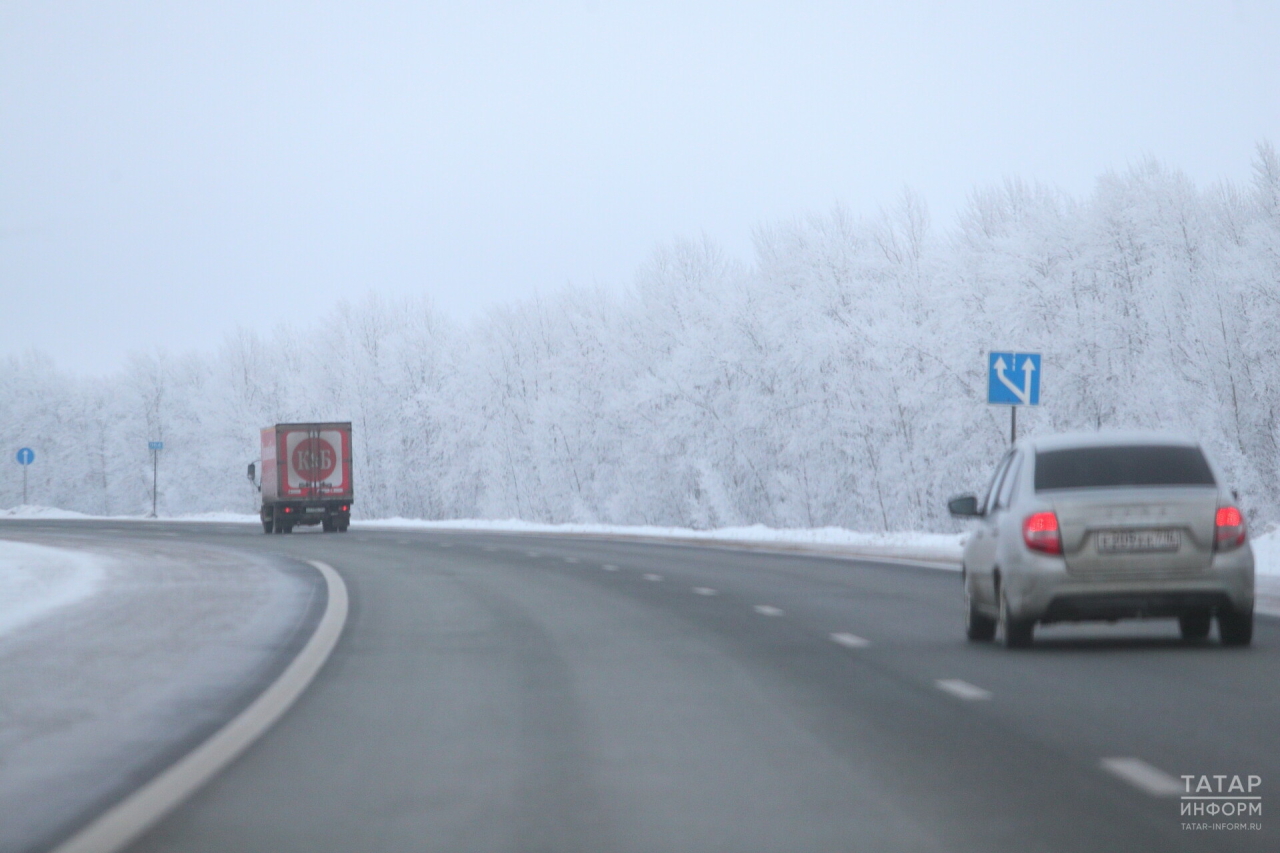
[{"left": 259, "top": 422, "right": 353, "bottom": 533}]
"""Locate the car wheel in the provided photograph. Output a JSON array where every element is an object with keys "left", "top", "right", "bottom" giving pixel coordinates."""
[
  {"left": 1218, "top": 608, "right": 1253, "bottom": 647},
  {"left": 965, "top": 582, "right": 996, "bottom": 642},
  {"left": 999, "top": 592, "right": 1034, "bottom": 649},
  {"left": 1178, "top": 610, "right": 1211, "bottom": 641}
]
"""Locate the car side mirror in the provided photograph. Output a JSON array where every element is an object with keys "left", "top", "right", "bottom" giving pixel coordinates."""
[
  {"left": 948, "top": 494, "right": 981, "bottom": 518},
  {"left": 247, "top": 462, "right": 256, "bottom": 484}
]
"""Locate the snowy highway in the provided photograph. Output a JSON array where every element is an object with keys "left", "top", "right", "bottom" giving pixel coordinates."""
[{"left": 3, "top": 520, "right": 1278, "bottom": 853}]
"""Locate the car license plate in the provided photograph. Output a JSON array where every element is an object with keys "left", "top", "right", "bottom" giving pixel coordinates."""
[
  {"left": 306, "top": 506, "right": 325, "bottom": 513},
  {"left": 1096, "top": 529, "right": 1180, "bottom": 554}
]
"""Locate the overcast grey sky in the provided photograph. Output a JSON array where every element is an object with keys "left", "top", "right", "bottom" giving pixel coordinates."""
[{"left": 2, "top": 1, "right": 1278, "bottom": 373}]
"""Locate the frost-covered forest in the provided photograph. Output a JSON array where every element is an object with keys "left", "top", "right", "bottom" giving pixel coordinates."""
[{"left": 4, "top": 147, "right": 1280, "bottom": 531}]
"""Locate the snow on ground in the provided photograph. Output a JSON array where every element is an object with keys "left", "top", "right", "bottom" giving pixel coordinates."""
[
  {"left": 1250, "top": 526, "right": 1280, "bottom": 577},
  {"left": 0, "top": 540, "right": 110, "bottom": 637},
  {"left": 0, "top": 505, "right": 260, "bottom": 524},
  {"left": 356, "top": 518, "right": 967, "bottom": 566},
  {"left": 5, "top": 503, "right": 1279, "bottom": 577},
  {"left": 0, "top": 505, "right": 97, "bottom": 520}
]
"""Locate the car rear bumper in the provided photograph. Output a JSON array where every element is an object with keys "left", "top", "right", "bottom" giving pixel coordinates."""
[
  {"left": 1039, "top": 590, "right": 1236, "bottom": 622},
  {"left": 1005, "top": 548, "right": 1254, "bottom": 623}
]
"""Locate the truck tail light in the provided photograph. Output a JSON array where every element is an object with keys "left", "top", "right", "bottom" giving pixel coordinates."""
[
  {"left": 283, "top": 506, "right": 292, "bottom": 513},
  {"left": 1023, "top": 511, "right": 1062, "bottom": 555},
  {"left": 1214, "top": 506, "right": 1246, "bottom": 551},
  {"left": 341, "top": 505, "right": 349, "bottom": 512}
]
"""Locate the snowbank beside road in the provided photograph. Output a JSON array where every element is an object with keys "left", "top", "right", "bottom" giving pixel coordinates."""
[
  {"left": 1251, "top": 527, "right": 1280, "bottom": 577},
  {"left": 6, "top": 501, "right": 1279, "bottom": 577},
  {"left": 356, "top": 518, "right": 968, "bottom": 566},
  {"left": 0, "top": 505, "right": 97, "bottom": 520},
  {"left": 0, "top": 539, "right": 109, "bottom": 637}
]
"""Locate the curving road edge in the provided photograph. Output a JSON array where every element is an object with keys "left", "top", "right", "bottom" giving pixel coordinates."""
[{"left": 51, "top": 560, "right": 349, "bottom": 853}]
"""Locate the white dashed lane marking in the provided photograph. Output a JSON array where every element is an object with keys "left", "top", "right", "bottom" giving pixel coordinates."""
[
  {"left": 1100, "top": 758, "right": 1184, "bottom": 797},
  {"left": 935, "top": 679, "right": 992, "bottom": 701},
  {"left": 482, "top": 546, "right": 498, "bottom": 552},
  {"left": 643, "top": 573, "right": 663, "bottom": 582},
  {"left": 753, "top": 605, "right": 785, "bottom": 617},
  {"left": 693, "top": 587, "right": 718, "bottom": 596},
  {"left": 565, "top": 557, "right": 579, "bottom": 564},
  {"left": 525, "top": 551, "right": 540, "bottom": 558},
  {"left": 830, "top": 633, "right": 870, "bottom": 648},
  {"left": 602, "top": 564, "right": 619, "bottom": 571}
]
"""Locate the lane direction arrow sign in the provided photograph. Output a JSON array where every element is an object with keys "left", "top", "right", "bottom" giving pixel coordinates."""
[
  {"left": 16, "top": 447, "right": 34, "bottom": 465},
  {"left": 988, "top": 352, "right": 1041, "bottom": 406}
]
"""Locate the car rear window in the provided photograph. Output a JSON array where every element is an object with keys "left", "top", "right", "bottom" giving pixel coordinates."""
[{"left": 1034, "top": 445, "right": 1216, "bottom": 491}]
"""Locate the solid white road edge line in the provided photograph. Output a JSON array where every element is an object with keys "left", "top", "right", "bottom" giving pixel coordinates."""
[
  {"left": 830, "top": 632, "right": 870, "bottom": 648},
  {"left": 1100, "top": 758, "right": 1184, "bottom": 797},
  {"left": 52, "top": 559, "right": 350, "bottom": 853},
  {"left": 753, "top": 605, "right": 784, "bottom": 616},
  {"left": 935, "top": 679, "right": 992, "bottom": 701}
]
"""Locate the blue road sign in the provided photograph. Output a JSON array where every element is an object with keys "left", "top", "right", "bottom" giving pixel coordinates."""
[
  {"left": 988, "top": 352, "right": 1041, "bottom": 405},
  {"left": 16, "top": 447, "right": 34, "bottom": 465},
  {"left": 149, "top": 441, "right": 164, "bottom": 451}
]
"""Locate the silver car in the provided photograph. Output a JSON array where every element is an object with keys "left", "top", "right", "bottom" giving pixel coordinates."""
[{"left": 949, "top": 431, "right": 1254, "bottom": 648}]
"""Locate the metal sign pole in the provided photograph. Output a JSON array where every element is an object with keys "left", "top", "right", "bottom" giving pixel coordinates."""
[
  {"left": 23, "top": 465, "right": 27, "bottom": 504},
  {"left": 147, "top": 441, "right": 164, "bottom": 518},
  {"left": 1011, "top": 406, "right": 1017, "bottom": 445}
]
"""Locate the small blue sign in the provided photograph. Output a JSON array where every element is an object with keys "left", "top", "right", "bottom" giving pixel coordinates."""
[
  {"left": 16, "top": 447, "right": 34, "bottom": 465},
  {"left": 148, "top": 441, "right": 164, "bottom": 451},
  {"left": 988, "top": 352, "right": 1041, "bottom": 406}
]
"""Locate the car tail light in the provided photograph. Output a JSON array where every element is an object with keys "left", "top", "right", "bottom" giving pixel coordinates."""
[
  {"left": 1023, "top": 511, "right": 1062, "bottom": 554},
  {"left": 1214, "top": 506, "right": 1246, "bottom": 551}
]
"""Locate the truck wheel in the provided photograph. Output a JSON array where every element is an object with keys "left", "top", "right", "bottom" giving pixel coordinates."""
[
  {"left": 262, "top": 517, "right": 272, "bottom": 534},
  {"left": 1218, "top": 608, "right": 1253, "bottom": 647},
  {"left": 322, "top": 518, "right": 335, "bottom": 533},
  {"left": 1178, "top": 610, "right": 1211, "bottom": 641},
  {"left": 271, "top": 515, "right": 283, "bottom": 534}
]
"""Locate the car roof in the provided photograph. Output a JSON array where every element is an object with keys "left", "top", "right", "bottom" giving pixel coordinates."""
[{"left": 1022, "top": 430, "right": 1201, "bottom": 453}]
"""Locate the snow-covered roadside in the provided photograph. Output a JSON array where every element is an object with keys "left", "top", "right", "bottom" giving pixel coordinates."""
[
  {"left": 1251, "top": 527, "right": 1280, "bottom": 577},
  {"left": 0, "top": 540, "right": 110, "bottom": 637},
  {"left": 0, "top": 505, "right": 260, "bottom": 524},
  {"left": 355, "top": 517, "right": 967, "bottom": 567},
  {"left": 5, "top": 502, "right": 1280, "bottom": 578}
]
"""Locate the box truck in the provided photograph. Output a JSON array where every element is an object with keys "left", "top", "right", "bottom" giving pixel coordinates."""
[{"left": 254, "top": 422, "right": 353, "bottom": 534}]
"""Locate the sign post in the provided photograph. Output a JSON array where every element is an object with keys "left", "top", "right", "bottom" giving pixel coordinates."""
[
  {"left": 15, "top": 447, "right": 34, "bottom": 504},
  {"left": 148, "top": 441, "right": 164, "bottom": 517},
  {"left": 987, "top": 352, "right": 1042, "bottom": 444}
]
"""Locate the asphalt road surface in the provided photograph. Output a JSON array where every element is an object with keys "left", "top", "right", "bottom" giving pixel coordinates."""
[{"left": 4, "top": 519, "right": 1277, "bottom": 853}]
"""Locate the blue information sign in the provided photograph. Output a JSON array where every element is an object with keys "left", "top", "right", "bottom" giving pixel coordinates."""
[
  {"left": 16, "top": 447, "right": 34, "bottom": 465},
  {"left": 987, "top": 352, "right": 1041, "bottom": 406},
  {"left": 149, "top": 441, "right": 164, "bottom": 451}
]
